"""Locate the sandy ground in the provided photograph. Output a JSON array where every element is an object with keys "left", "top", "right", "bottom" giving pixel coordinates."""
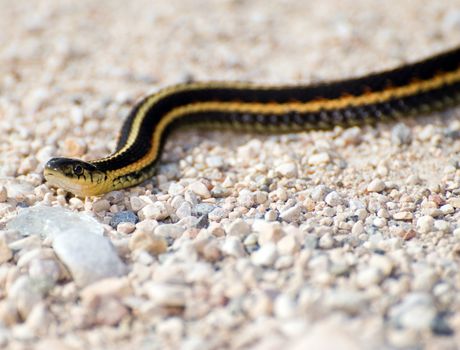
[{"left": 1, "top": 0, "right": 460, "bottom": 349}]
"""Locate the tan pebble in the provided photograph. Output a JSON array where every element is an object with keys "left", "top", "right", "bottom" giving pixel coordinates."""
[
  {"left": 447, "top": 197, "right": 460, "bottom": 208},
  {"left": 199, "top": 240, "right": 222, "bottom": 262},
  {"left": 0, "top": 300, "right": 19, "bottom": 326},
  {"left": 25, "top": 302, "right": 54, "bottom": 335},
  {"left": 367, "top": 179, "right": 386, "bottom": 192},
  {"left": 208, "top": 223, "right": 225, "bottom": 237},
  {"left": 351, "top": 221, "right": 364, "bottom": 235},
  {"left": 308, "top": 152, "right": 330, "bottom": 165},
  {"left": 155, "top": 224, "right": 185, "bottom": 239},
  {"left": 253, "top": 220, "right": 283, "bottom": 245},
  {"left": 254, "top": 191, "right": 268, "bottom": 205},
  {"left": 399, "top": 229, "right": 416, "bottom": 240},
  {"left": 117, "top": 222, "right": 135, "bottom": 234},
  {"left": 0, "top": 237, "right": 13, "bottom": 264},
  {"left": 226, "top": 219, "right": 251, "bottom": 236},
  {"left": 0, "top": 186, "right": 7, "bottom": 203},
  {"left": 135, "top": 219, "right": 158, "bottom": 234},
  {"left": 393, "top": 211, "right": 413, "bottom": 221},
  {"left": 92, "top": 297, "right": 129, "bottom": 326},
  {"left": 80, "top": 277, "right": 132, "bottom": 304},
  {"left": 129, "top": 230, "right": 167, "bottom": 255},
  {"left": 264, "top": 210, "right": 278, "bottom": 221},
  {"left": 92, "top": 199, "right": 110, "bottom": 212},
  {"left": 275, "top": 188, "right": 288, "bottom": 202},
  {"left": 129, "top": 196, "right": 146, "bottom": 212},
  {"left": 63, "top": 138, "right": 87, "bottom": 157},
  {"left": 139, "top": 202, "right": 169, "bottom": 220},
  {"left": 17, "top": 156, "right": 38, "bottom": 175},
  {"left": 277, "top": 235, "right": 300, "bottom": 255},
  {"left": 188, "top": 181, "right": 211, "bottom": 199}
]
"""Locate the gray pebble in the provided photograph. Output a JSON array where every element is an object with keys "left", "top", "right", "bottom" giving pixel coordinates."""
[
  {"left": 195, "top": 215, "right": 209, "bottom": 229},
  {"left": 389, "top": 293, "right": 437, "bottom": 331},
  {"left": 109, "top": 211, "right": 138, "bottom": 228},
  {"left": 193, "top": 203, "right": 217, "bottom": 217}
]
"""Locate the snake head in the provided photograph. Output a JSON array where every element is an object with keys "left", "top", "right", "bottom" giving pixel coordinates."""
[{"left": 44, "top": 157, "right": 108, "bottom": 197}]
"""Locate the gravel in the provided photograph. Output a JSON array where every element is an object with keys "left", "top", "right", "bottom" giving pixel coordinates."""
[{"left": 1, "top": 0, "right": 460, "bottom": 348}]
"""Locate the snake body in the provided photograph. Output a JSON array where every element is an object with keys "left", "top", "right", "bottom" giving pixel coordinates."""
[{"left": 44, "top": 46, "right": 460, "bottom": 196}]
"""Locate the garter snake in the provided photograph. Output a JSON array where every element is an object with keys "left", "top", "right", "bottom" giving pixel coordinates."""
[{"left": 44, "top": 46, "right": 460, "bottom": 197}]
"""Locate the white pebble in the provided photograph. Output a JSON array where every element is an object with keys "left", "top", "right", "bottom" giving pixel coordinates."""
[
  {"left": 144, "top": 282, "right": 186, "bottom": 307},
  {"left": 279, "top": 205, "right": 302, "bottom": 223},
  {"left": 276, "top": 162, "right": 298, "bottom": 178},
  {"left": 324, "top": 191, "right": 341, "bottom": 206},
  {"left": 351, "top": 221, "right": 364, "bottom": 235},
  {"left": 308, "top": 152, "right": 330, "bottom": 165},
  {"left": 139, "top": 202, "right": 169, "bottom": 221},
  {"left": 251, "top": 243, "right": 278, "bottom": 267},
  {"left": 221, "top": 236, "right": 246, "bottom": 258},
  {"left": 277, "top": 235, "right": 300, "bottom": 255},
  {"left": 226, "top": 219, "right": 251, "bottom": 236},
  {"left": 188, "top": 181, "right": 211, "bottom": 199},
  {"left": 367, "top": 179, "right": 386, "bottom": 193},
  {"left": 417, "top": 215, "right": 434, "bottom": 234}
]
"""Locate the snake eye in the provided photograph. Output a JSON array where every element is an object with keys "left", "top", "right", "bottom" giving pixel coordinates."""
[{"left": 73, "top": 164, "right": 84, "bottom": 176}]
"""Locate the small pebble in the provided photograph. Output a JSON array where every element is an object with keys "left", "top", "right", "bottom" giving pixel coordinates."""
[
  {"left": 417, "top": 215, "right": 434, "bottom": 234},
  {"left": 139, "top": 202, "right": 169, "bottom": 221},
  {"left": 129, "top": 229, "right": 167, "bottom": 255},
  {"left": 109, "top": 211, "right": 138, "bottom": 228},
  {"left": 221, "top": 236, "right": 246, "bottom": 257},
  {"left": 367, "top": 179, "right": 386, "bottom": 193},
  {"left": 308, "top": 152, "right": 330, "bottom": 165},
  {"left": 188, "top": 181, "right": 211, "bottom": 199},
  {"left": 226, "top": 219, "right": 251, "bottom": 236},
  {"left": 276, "top": 162, "right": 298, "bottom": 178},
  {"left": 279, "top": 205, "right": 302, "bottom": 222},
  {"left": 324, "top": 191, "right": 341, "bottom": 206},
  {"left": 155, "top": 224, "right": 186, "bottom": 239},
  {"left": 251, "top": 243, "right": 277, "bottom": 267}
]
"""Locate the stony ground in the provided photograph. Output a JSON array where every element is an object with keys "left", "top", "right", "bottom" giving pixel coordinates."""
[{"left": 1, "top": 0, "right": 460, "bottom": 349}]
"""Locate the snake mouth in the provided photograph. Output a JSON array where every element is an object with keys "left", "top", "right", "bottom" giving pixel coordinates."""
[{"left": 44, "top": 167, "right": 86, "bottom": 196}]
